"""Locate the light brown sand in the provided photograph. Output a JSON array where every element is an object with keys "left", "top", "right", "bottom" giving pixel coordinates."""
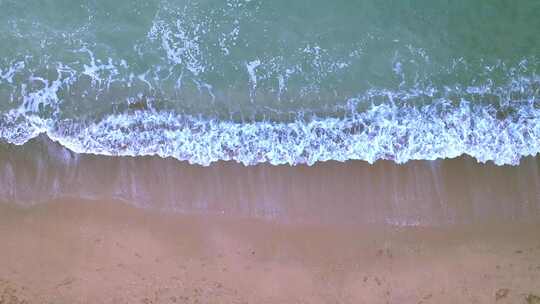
[{"left": 1, "top": 199, "right": 539, "bottom": 304}]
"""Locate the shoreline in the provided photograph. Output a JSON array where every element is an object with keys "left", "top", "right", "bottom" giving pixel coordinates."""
[{"left": 1, "top": 136, "right": 539, "bottom": 226}]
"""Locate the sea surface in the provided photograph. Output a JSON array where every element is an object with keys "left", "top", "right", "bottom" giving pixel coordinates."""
[{"left": 1, "top": 0, "right": 539, "bottom": 166}]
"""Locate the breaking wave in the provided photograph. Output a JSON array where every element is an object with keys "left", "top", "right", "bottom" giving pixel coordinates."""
[
  {"left": 1, "top": 0, "right": 540, "bottom": 166},
  {"left": 2, "top": 78, "right": 539, "bottom": 166}
]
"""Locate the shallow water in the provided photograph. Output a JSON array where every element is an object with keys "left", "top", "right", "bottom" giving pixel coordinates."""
[{"left": 1, "top": 136, "right": 539, "bottom": 226}]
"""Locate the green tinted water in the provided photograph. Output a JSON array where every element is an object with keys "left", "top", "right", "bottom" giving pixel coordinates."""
[{"left": 0, "top": 0, "right": 539, "bottom": 165}]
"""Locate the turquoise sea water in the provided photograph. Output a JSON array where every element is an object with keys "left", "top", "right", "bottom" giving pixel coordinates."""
[{"left": 0, "top": 0, "right": 539, "bottom": 165}]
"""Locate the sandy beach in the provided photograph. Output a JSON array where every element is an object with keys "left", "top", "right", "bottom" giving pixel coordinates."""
[
  {"left": 1, "top": 138, "right": 539, "bottom": 303},
  {"left": 1, "top": 1, "right": 539, "bottom": 302},
  {"left": 0, "top": 198, "right": 539, "bottom": 304}
]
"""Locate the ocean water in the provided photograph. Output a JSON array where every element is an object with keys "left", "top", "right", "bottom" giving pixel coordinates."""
[{"left": 1, "top": 0, "right": 539, "bottom": 166}]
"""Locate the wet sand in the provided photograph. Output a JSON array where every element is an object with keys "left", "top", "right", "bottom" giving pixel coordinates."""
[
  {"left": 1, "top": 136, "right": 540, "bottom": 226},
  {"left": 1, "top": 198, "right": 540, "bottom": 303}
]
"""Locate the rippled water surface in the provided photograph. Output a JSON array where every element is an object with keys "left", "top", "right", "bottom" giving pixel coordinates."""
[{"left": 1, "top": 0, "right": 539, "bottom": 165}]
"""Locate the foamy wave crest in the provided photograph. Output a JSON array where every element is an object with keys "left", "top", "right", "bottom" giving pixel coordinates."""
[{"left": 2, "top": 95, "right": 539, "bottom": 166}]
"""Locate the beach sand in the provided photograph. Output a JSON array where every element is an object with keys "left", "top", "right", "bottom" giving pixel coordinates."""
[{"left": 1, "top": 198, "right": 539, "bottom": 304}]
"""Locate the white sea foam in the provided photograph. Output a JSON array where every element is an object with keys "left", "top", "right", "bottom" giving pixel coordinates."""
[
  {"left": 0, "top": 61, "right": 25, "bottom": 84},
  {"left": 246, "top": 59, "right": 261, "bottom": 102},
  {"left": 2, "top": 84, "right": 539, "bottom": 167},
  {"left": 149, "top": 14, "right": 207, "bottom": 77},
  {"left": 1, "top": 48, "right": 538, "bottom": 167}
]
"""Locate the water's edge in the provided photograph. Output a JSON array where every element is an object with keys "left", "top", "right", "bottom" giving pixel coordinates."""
[{"left": 1, "top": 135, "right": 539, "bottom": 226}]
